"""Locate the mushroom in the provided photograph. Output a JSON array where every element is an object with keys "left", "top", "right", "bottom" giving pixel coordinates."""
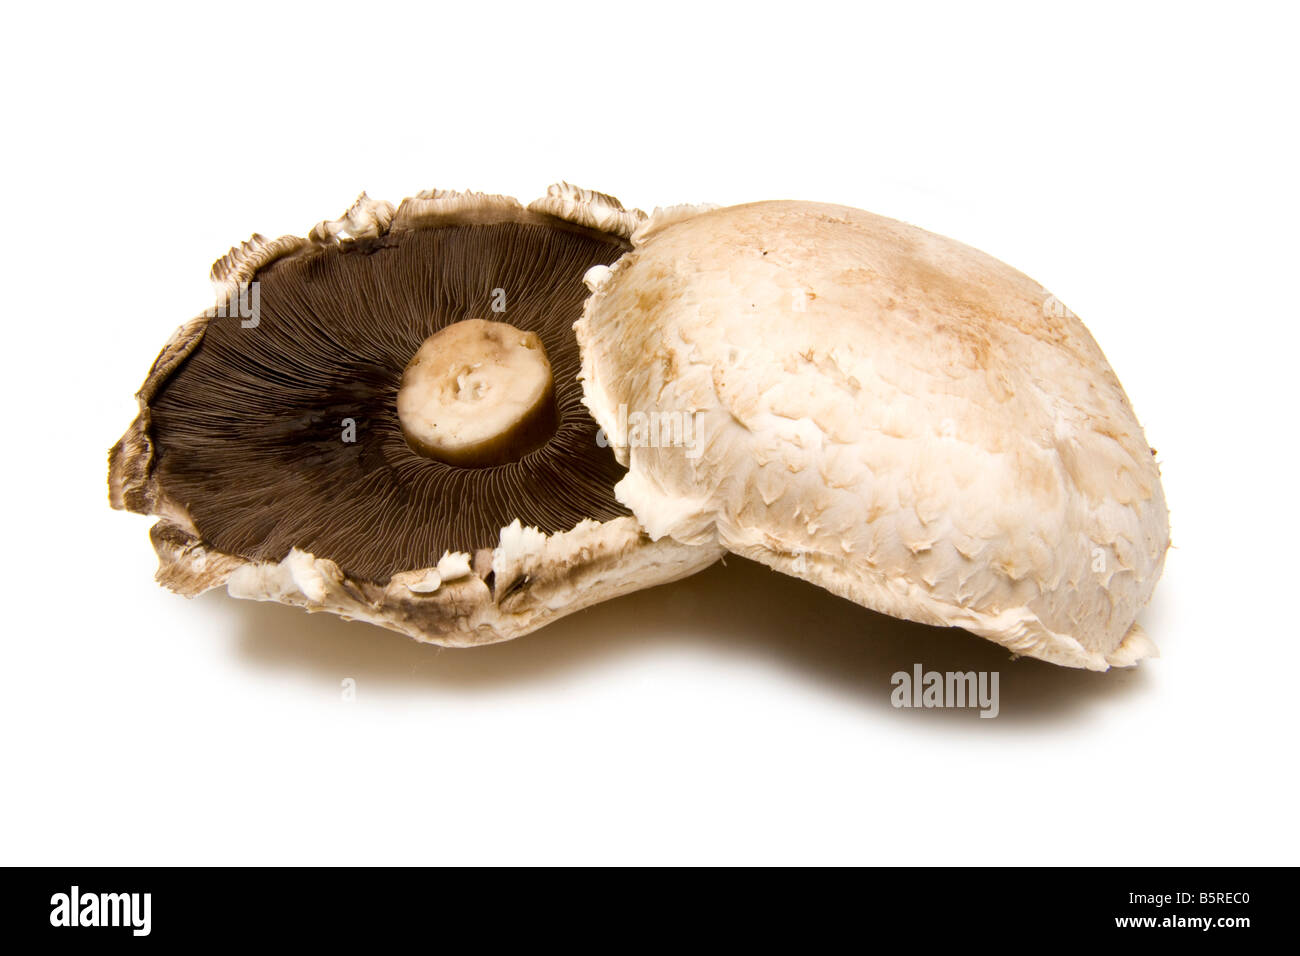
[
  {"left": 109, "top": 184, "right": 722, "bottom": 645},
  {"left": 577, "top": 201, "right": 1169, "bottom": 669}
]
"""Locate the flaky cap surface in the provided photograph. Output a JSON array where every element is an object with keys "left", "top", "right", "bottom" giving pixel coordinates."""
[{"left": 577, "top": 201, "right": 1169, "bottom": 669}]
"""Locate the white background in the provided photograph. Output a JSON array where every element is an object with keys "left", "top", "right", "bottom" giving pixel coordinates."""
[{"left": 3, "top": 1, "right": 1296, "bottom": 865}]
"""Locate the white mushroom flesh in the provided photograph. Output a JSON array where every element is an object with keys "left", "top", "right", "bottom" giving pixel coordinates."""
[
  {"left": 397, "top": 318, "right": 555, "bottom": 466},
  {"left": 577, "top": 201, "right": 1170, "bottom": 670}
]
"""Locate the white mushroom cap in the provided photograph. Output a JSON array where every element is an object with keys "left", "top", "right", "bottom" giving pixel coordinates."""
[{"left": 577, "top": 201, "right": 1169, "bottom": 669}]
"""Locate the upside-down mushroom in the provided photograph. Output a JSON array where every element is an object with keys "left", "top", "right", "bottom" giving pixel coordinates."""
[
  {"left": 578, "top": 201, "right": 1170, "bottom": 669},
  {"left": 109, "top": 184, "right": 722, "bottom": 645}
]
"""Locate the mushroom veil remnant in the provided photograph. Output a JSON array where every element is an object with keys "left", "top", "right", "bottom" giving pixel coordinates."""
[
  {"left": 578, "top": 201, "right": 1170, "bottom": 670},
  {"left": 109, "top": 184, "right": 722, "bottom": 645}
]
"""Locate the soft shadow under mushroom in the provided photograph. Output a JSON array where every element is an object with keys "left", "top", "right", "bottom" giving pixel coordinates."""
[{"left": 213, "top": 554, "right": 1155, "bottom": 727}]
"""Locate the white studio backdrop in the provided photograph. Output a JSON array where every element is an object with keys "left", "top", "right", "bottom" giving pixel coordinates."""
[{"left": 1, "top": 1, "right": 1296, "bottom": 864}]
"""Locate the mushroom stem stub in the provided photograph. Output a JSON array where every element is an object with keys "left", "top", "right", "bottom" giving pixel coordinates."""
[{"left": 397, "top": 318, "right": 556, "bottom": 467}]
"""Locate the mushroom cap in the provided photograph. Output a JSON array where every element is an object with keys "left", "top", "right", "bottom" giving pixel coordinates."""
[
  {"left": 577, "top": 201, "right": 1169, "bottom": 669},
  {"left": 109, "top": 184, "right": 721, "bottom": 646}
]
